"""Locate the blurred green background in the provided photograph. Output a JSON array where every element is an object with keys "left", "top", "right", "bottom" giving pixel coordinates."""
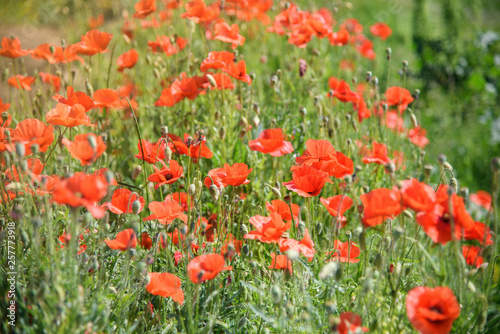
[{"left": 1, "top": 0, "right": 500, "bottom": 193}]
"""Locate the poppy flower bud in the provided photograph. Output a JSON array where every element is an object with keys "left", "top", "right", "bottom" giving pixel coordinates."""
[
  {"left": 87, "top": 135, "right": 98, "bottom": 150},
  {"left": 282, "top": 195, "right": 292, "bottom": 206},
  {"left": 240, "top": 243, "right": 250, "bottom": 257},
  {"left": 103, "top": 212, "right": 110, "bottom": 227},
  {"left": 358, "top": 230, "right": 366, "bottom": 251},
  {"left": 85, "top": 78, "right": 93, "bottom": 96},
  {"left": 239, "top": 116, "right": 248, "bottom": 129},
  {"left": 2, "top": 68, "right": 9, "bottom": 82},
  {"left": 239, "top": 129, "right": 247, "bottom": 138},
  {"left": 491, "top": 157, "right": 500, "bottom": 172},
  {"left": 384, "top": 162, "right": 396, "bottom": 174},
  {"left": 218, "top": 126, "right": 226, "bottom": 140},
  {"left": 320, "top": 262, "right": 340, "bottom": 280},
  {"left": 114, "top": 172, "right": 122, "bottom": 183},
  {"left": 131, "top": 200, "right": 141, "bottom": 215},
  {"left": 160, "top": 126, "right": 169, "bottom": 137},
  {"left": 374, "top": 252, "right": 384, "bottom": 270},
  {"left": 270, "top": 75, "right": 278, "bottom": 87},
  {"left": 131, "top": 165, "right": 142, "bottom": 180},
  {"left": 443, "top": 162, "right": 453, "bottom": 170},
  {"left": 365, "top": 71, "right": 372, "bottom": 82},
  {"left": 271, "top": 284, "right": 281, "bottom": 304},
  {"left": 31, "top": 143, "right": 39, "bottom": 155},
  {"left": 253, "top": 103, "right": 260, "bottom": 115},
  {"left": 249, "top": 72, "right": 256, "bottom": 80},
  {"left": 299, "top": 58, "right": 307, "bottom": 77},
  {"left": 15, "top": 142, "right": 25, "bottom": 158},
  {"left": 286, "top": 249, "right": 300, "bottom": 261},
  {"left": 371, "top": 76, "right": 379, "bottom": 86},
  {"left": 438, "top": 153, "right": 447, "bottom": 163},
  {"left": 344, "top": 114, "right": 351, "bottom": 122},
  {"left": 410, "top": 112, "right": 418, "bottom": 128},
  {"left": 402, "top": 60, "right": 408, "bottom": 70},
  {"left": 1, "top": 112, "right": 9, "bottom": 122},
  {"left": 209, "top": 184, "right": 219, "bottom": 201},
  {"left": 459, "top": 187, "right": 469, "bottom": 199},
  {"left": 423, "top": 164, "right": 434, "bottom": 177},
  {"left": 188, "top": 184, "right": 196, "bottom": 197},
  {"left": 386, "top": 47, "right": 392, "bottom": 60},
  {"left": 297, "top": 220, "right": 306, "bottom": 236},
  {"left": 315, "top": 222, "right": 323, "bottom": 235},
  {"left": 252, "top": 115, "right": 260, "bottom": 128},
  {"left": 32, "top": 216, "right": 42, "bottom": 229},
  {"left": 449, "top": 178, "right": 459, "bottom": 193},
  {"left": 362, "top": 185, "right": 370, "bottom": 194},
  {"left": 298, "top": 107, "right": 307, "bottom": 117}
]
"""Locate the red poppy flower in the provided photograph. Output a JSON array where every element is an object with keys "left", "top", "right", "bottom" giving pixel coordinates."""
[
  {"left": 165, "top": 192, "right": 193, "bottom": 212},
  {"left": 133, "top": 0, "right": 156, "bottom": 19},
  {"left": 408, "top": 126, "right": 430, "bottom": 148},
  {"left": 143, "top": 200, "right": 188, "bottom": 224},
  {"left": 148, "top": 159, "right": 184, "bottom": 189},
  {"left": 135, "top": 138, "right": 166, "bottom": 164},
  {"left": 220, "top": 233, "right": 242, "bottom": 259},
  {"left": 244, "top": 212, "right": 291, "bottom": 243},
  {"left": 213, "top": 22, "right": 245, "bottom": 49},
  {"left": 0, "top": 37, "right": 31, "bottom": 58},
  {"left": 146, "top": 272, "right": 184, "bottom": 305},
  {"left": 320, "top": 195, "right": 353, "bottom": 228},
  {"left": 200, "top": 51, "right": 235, "bottom": 72},
  {"left": 181, "top": 0, "right": 220, "bottom": 23},
  {"left": 0, "top": 98, "right": 11, "bottom": 113},
  {"left": 266, "top": 199, "right": 300, "bottom": 223},
  {"left": 329, "top": 80, "right": 360, "bottom": 103},
  {"left": 101, "top": 188, "right": 145, "bottom": 214},
  {"left": 406, "top": 286, "right": 460, "bottom": 334},
  {"left": 46, "top": 103, "right": 93, "bottom": 128},
  {"left": 248, "top": 128, "right": 294, "bottom": 157},
  {"left": 148, "top": 35, "right": 188, "bottom": 56},
  {"left": 269, "top": 253, "right": 292, "bottom": 274},
  {"left": 92, "top": 168, "right": 118, "bottom": 186},
  {"left": 62, "top": 133, "right": 106, "bottom": 165},
  {"left": 51, "top": 173, "right": 107, "bottom": 218},
  {"left": 117, "top": 49, "right": 139, "bottom": 72},
  {"left": 8, "top": 75, "right": 36, "bottom": 91},
  {"left": 357, "top": 38, "right": 376, "bottom": 60},
  {"left": 105, "top": 229, "right": 137, "bottom": 251},
  {"left": 140, "top": 232, "right": 153, "bottom": 249},
  {"left": 361, "top": 141, "right": 392, "bottom": 165},
  {"left": 279, "top": 228, "right": 315, "bottom": 260},
  {"left": 58, "top": 231, "right": 87, "bottom": 255},
  {"left": 5, "top": 157, "right": 44, "bottom": 182},
  {"left": 73, "top": 30, "right": 113, "bottom": 56},
  {"left": 168, "top": 133, "right": 213, "bottom": 160},
  {"left": 10, "top": 118, "right": 54, "bottom": 155},
  {"left": 386, "top": 87, "right": 414, "bottom": 113},
  {"left": 204, "top": 163, "right": 252, "bottom": 188},
  {"left": 39, "top": 72, "right": 61, "bottom": 92},
  {"left": 328, "top": 29, "right": 350, "bottom": 46},
  {"left": 464, "top": 221, "right": 493, "bottom": 246},
  {"left": 53, "top": 86, "right": 95, "bottom": 111},
  {"left": 399, "top": 179, "right": 436, "bottom": 212},
  {"left": 31, "top": 43, "right": 56, "bottom": 63},
  {"left": 360, "top": 188, "right": 402, "bottom": 227},
  {"left": 370, "top": 22, "right": 392, "bottom": 40},
  {"left": 294, "top": 139, "right": 337, "bottom": 175},
  {"left": 187, "top": 253, "right": 232, "bottom": 283},
  {"left": 416, "top": 185, "right": 475, "bottom": 244},
  {"left": 334, "top": 152, "right": 354, "bottom": 178},
  {"left": 283, "top": 166, "right": 332, "bottom": 197},
  {"left": 462, "top": 246, "right": 484, "bottom": 268},
  {"left": 53, "top": 44, "right": 85, "bottom": 64},
  {"left": 326, "top": 240, "right": 360, "bottom": 263},
  {"left": 222, "top": 60, "right": 252, "bottom": 84},
  {"left": 93, "top": 88, "right": 127, "bottom": 109},
  {"left": 336, "top": 312, "right": 369, "bottom": 334},
  {"left": 207, "top": 73, "right": 234, "bottom": 90},
  {"left": 469, "top": 190, "right": 491, "bottom": 210},
  {"left": 88, "top": 14, "right": 104, "bottom": 29}
]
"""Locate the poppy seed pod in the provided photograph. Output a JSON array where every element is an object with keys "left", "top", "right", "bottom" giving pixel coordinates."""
[
  {"left": 443, "top": 162, "right": 453, "bottom": 170},
  {"left": 386, "top": 47, "right": 392, "bottom": 60},
  {"left": 249, "top": 72, "right": 256, "bottom": 80},
  {"left": 438, "top": 153, "right": 447, "bottom": 163},
  {"left": 15, "top": 142, "right": 25, "bottom": 158},
  {"left": 1, "top": 112, "right": 9, "bottom": 122},
  {"left": 209, "top": 184, "right": 220, "bottom": 201},
  {"left": 161, "top": 126, "right": 169, "bottom": 137},
  {"left": 132, "top": 165, "right": 142, "bottom": 180},
  {"left": 424, "top": 164, "right": 434, "bottom": 176}
]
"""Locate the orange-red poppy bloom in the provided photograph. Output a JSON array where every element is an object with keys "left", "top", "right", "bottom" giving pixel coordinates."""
[
  {"left": 464, "top": 221, "right": 493, "bottom": 246},
  {"left": 295, "top": 139, "right": 338, "bottom": 176},
  {"left": 283, "top": 166, "right": 332, "bottom": 197},
  {"left": 51, "top": 173, "right": 107, "bottom": 218},
  {"left": 207, "top": 72, "right": 234, "bottom": 90},
  {"left": 53, "top": 44, "right": 85, "bottom": 64},
  {"left": 135, "top": 138, "right": 166, "bottom": 164},
  {"left": 105, "top": 229, "right": 137, "bottom": 251},
  {"left": 39, "top": 72, "right": 61, "bottom": 92},
  {"left": 53, "top": 86, "right": 95, "bottom": 111},
  {"left": 244, "top": 212, "right": 291, "bottom": 243},
  {"left": 88, "top": 14, "right": 104, "bottom": 29},
  {"left": 200, "top": 51, "right": 235, "bottom": 72},
  {"left": 187, "top": 253, "right": 232, "bottom": 283},
  {"left": 117, "top": 49, "right": 139, "bottom": 72},
  {"left": 133, "top": 0, "right": 157, "bottom": 19},
  {"left": 462, "top": 246, "right": 484, "bottom": 268},
  {"left": 168, "top": 133, "right": 213, "bottom": 160},
  {"left": 327, "top": 240, "right": 360, "bottom": 263},
  {"left": 73, "top": 30, "right": 113, "bottom": 56},
  {"left": 62, "top": 133, "right": 106, "bottom": 165},
  {"left": 148, "top": 35, "right": 188, "bottom": 56},
  {"left": 101, "top": 188, "right": 145, "bottom": 214},
  {"left": 140, "top": 232, "right": 153, "bottom": 249},
  {"left": 8, "top": 75, "right": 36, "bottom": 91},
  {"left": 320, "top": 195, "right": 353, "bottom": 228},
  {"left": 10, "top": 118, "right": 54, "bottom": 155},
  {"left": 58, "top": 231, "right": 87, "bottom": 255},
  {"left": 370, "top": 22, "right": 392, "bottom": 40},
  {"left": 5, "top": 157, "right": 44, "bottom": 182},
  {"left": 181, "top": 0, "right": 220, "bottom": 23},
  {"left": 46, "top": 103, "right": 93, "bottom": 128},
  {"left": 386, "top": 86, "right": 414, "bottom": 113},
  {"left": 0, "top": 98, "right": 11, "bottom": 113},
  {"left": 266, "top": 199, "right": 300, "bottom": 223},
  {"left": 0, "top": 37, "right": 31, "bottom": 58},
  {"left": 143, "top": 199, "right": 188, "bottom": 224},
  {"left": 399, "top": 179, "right": 436, "bottom": 213},
  {"left": 248, "top": 128, "right": 294, "bottom": 157},
  {"left": 360, "top": 188, "right": 402, "bottom": 227},
  {"left": 279, "top": 228, "right": 315, "bottom": 260},
  {"left": 222, "top": 60, "right": 252, "bottom": 84},
  {"left": 408, "top": 126, "right": 430, "bottom": 148},
  {"left": 31, "top": 43, "right": 56, "bottom": 63},
  {"left": 336, "top": 312, "right": 369, "bottom": 334},
  {"left": 213, "top": 22, "right": 245, "bottom": 49},
  {"left": 469, "top": 190, "right": 491, "bottom": 211},
  {"left": 165, "top": 192, "right": 193, "bottom": 212},
  {"left": 406, "top": 286, "right": 460, "bottom": 334},
  {"left": 269, "top": 253, "right": 292, "bottom": 274},
  {"left": 361, "top": 141, "right": 392, "bottom": 165},
  {"left": 146, "top": 272, "right": 184, "bottom": 305},
  {"left": 328, "top": 29, "right": 350, "bottom": 46},
  {"left": 148, "top": 159, "right": 184, "bottom": 189},
  {"left": 93, "top": 88, "right": 128, "bottom": 109},
  {"left": 204, "top": 163, "right": 253, "bottom": 188}
]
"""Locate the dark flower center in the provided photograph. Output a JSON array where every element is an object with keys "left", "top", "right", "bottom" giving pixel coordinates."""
[{"left": 164, "top": 173, "right": 174, "bottom": 180}]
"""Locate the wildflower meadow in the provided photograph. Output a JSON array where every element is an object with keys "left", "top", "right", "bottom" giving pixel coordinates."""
[{"left": 0, "top": 0, "right": 499, "bottom": 333}]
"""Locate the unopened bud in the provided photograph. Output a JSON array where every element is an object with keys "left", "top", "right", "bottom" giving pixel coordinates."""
[
  {"left": 315, "top": 222, "right": 323, "bottom": 235},
  {"left": 252, "top": 115, "right": 260, "bottom": 127},
  {"left": 15, "top": 142, "right": 25, "bottom": 158},
  {"left": 87, "top": 135, "right": 97, "bottom": 150},
  {"left": 209, "top": 185, "right": 219, "bottom": 201},
  {"left": 491, "top": 157, "right": 500, "bottom": 172},
  {"left": 410, "top": 112, "right": 418, "bottom": 128},
  {"left": 384, "top": 162, "right": 396, "bottom": 174},
  {"left": 271, "top": 284, "right": 281, "bottom": 303},
  {"left": 132, "top": 165, "right": 142, "bottom": 180},
  {"left": 1, "top": 112, "right": 9, "bottom": 122},
  {"left": 85, "top": 78, "right": 93, "bottom": 96},
  {"left": 424, "top": 164, "right": 434, "bottom": 176},
  {"left": 239, "top": 116, "right": 248, "bottom": 129},
  {"left": 386, "top": 47, "right": 392, "bottom": 60},
  {"left": 443, "top": 162, "right": 453, "bottom": 170},
  {"left": 438, "top": 154, "right": 447, "bottom": 163},
  {"left": 2, "top": 68, "right": 9, "bottom": 82},
  {"left": 449, "top": 178, "right": 459, "bottom": 193},
  {"left": 164, "top": 146, "right": 172, "bottom": 162},
  {"left": 132, "top": 200, "right": 141, "bottom": 214},
  {"left": 219, "top": 126, "right": 226, "bottom": 140},
  {"left": 365, "top": 71, "right": 372, "bottom": 82},
  {"left": 188, "top": 184, "right": 196, "bottom": 196},
  {"left": 206, "top": 74, "right": 217, "bottom": 88}
]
